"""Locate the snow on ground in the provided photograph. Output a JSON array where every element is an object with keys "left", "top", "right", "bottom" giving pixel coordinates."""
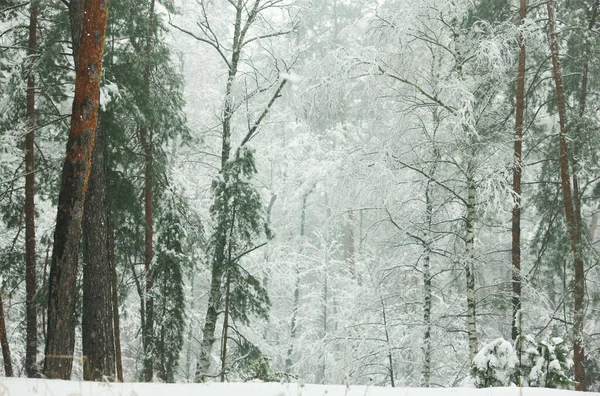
[{"left": 0, "top": 379, "right": 599, "bottom": 396}]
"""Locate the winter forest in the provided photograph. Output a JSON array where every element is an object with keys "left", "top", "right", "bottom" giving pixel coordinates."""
[{"left": 1, "top": 0, "right": 600, "bottom": 392}]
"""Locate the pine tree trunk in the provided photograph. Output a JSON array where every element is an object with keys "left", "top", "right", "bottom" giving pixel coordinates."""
[
  {"left": 546, "top": 0, "right": 585, "bottom": 390},
  {"left": 466, "top": 169, "right": 477, "bottom": 361},
  {"left": 43, "top": 0, "right": 109, "bottom": 379},
  {"left": 140, "top": 122, "right": 154, "bottom": 382},
  {"left": 24, "top": 0, "right": 38, "bottom": 379},
  {"left": 140, "top": 0, "right": 156, "bottom": 382},
  {"left": 82, "top": 123, "right": 115, "bottom": 381},
  {"left": 511, "top": 0, "right": 527, "bottom": 344},
  {"left": 68, "top": 0, "right": 83, "bottom": 68},
  {"left": 0, "top": 292, "right": 13, "bottom": 377},
  {"left": 108, "top": 218, "right": 123, "bottom": 382}
]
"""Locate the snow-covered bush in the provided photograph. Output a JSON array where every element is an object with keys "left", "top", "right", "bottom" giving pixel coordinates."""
[
  {"left": 471, "top": 335, "right": 575, "bottom": 389},
  {"left": 471, "top": 338, "right": 518, "bottom": 387},
  {"left": 527, "top": 337, "right": 574, "bottom": 389}
]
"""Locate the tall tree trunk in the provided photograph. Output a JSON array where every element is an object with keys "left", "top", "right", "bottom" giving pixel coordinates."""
[
  {"left": 452, "top": 26, "right": 478, "bottom": 362},
  {"left": 220, "top": 274, "right": 231, "bottom": 382},
  {"left": 466, "top": 169, "right": 477, "bottom": 361},
  {"left": 68, "top": 0, "right": 83, "bottom": 68},
  {"left": 286, "top": 191, "right": 310, "bottom": 373},
  {"left": 43, "top": 0, "right": 109, "bottom": 379},
  {"left": 379, "top": 293, "right": 395, "bottom": 387},
  {"left": 140, "top": 0, "right": 156, "bottom": 382},
  {"left": 318, "top": 258, "right": 328, "bottom": 384},
  {"left": 546, "top": 0, "right": 585, "bottom": 390},
  {"left": 511, "top": 0, "right": 527, "bottom": 344},
  {"left": 0, "top": 292, "right": 13, "bottom": 377},
  {"left": 195, "top": 1, "right": 244, "bottom": 383},
  {"left": 108, "top": 218, "right": 123, "bottom": 382},
  {"left": 24, "top": 0, "right": 38, "bottom": 379},
  {"left": 422, "top": 174, "right": 434, "bottom": 387},
  {"left": 195, "top": 256, "right": 223, "bottom": 382},
  {"left": 82, "top": 123, "right": 115, "bottom": 381}
]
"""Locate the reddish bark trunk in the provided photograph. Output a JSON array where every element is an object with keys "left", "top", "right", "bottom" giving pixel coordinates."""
[
  {"left": 546, "top": 0, "right": 585, "bottom": 390},
  {"left": 511, "top": 0, "right": 526, "bottom": 343},
  {"left": 25, "top": 0, "right": 38, "bottom": 378},
  {"left": 43, "top": 0, "right": 109, "bottom": 379}
]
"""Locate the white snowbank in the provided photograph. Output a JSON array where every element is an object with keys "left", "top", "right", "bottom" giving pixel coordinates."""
[{"left": 0, "top": 378, "right": 597, "bottom": 396}]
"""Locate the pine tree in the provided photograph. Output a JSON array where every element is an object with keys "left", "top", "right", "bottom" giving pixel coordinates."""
[{"left": 43, "top": 0, "right": 109, "bottom": 379}]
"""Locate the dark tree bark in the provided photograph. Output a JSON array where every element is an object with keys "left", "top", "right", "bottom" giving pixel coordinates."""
[
  {"left": 108, "top": 219, "right": 123, "bottom": 382},
  {"left": 511, "top": 0, "right": 527, "bottom": 344},
  {"left": 0, "top": 293, "right": 13, "bottom": 377},
  {"left": 68, "top": 0, "right": 83, "bottom": 68},
  {"left": 140, "top": 0, "right": 156, "bottom": 381},
  {"left": 220, "top": 274, "right": 231, "bottom": 382},
  {"left": 546, "top": 0, "right": 585, "bottom": 390},
  {"left": 24, "top": 0, "right": 38, "bottom": 379},
  {"left": 43, "top": 0, "right": 109, "bottom": 379},
  {"left": 82, "top": 123, "right": 115, "bottom": 381}
]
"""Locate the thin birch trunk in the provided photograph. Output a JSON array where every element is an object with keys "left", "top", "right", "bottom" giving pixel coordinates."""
[
  {"left": 466, "top": 169, "right": 477, "bottom": 361},
  {"left": 422, "top": 172, "right": 434, "bottom": 387}
]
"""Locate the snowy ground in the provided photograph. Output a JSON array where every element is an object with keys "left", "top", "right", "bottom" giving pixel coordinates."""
[{"left": 0, "top": 379, "right": 598, "bottom": 396}]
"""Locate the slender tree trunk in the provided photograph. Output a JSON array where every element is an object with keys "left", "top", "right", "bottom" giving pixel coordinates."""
[
  {"left": 220, "top": 274, "right": 231, "bottom": 382},
  {"left": 195, "top": 1, "right": 244, "bottom": 383},
  {"left": 82, "top": 123, "right": 115, "bottom": 381},
  {"left": 41, "top": 243, "right": 50, "bottom": 340},
  {"left": 184, "top": 274, "right": 195, "bottom": 381},
  {"left": 24, "top": 0, "right": 38, "bottom": 379},
  {"left": 108, "top": 218, "right": 123, "bottom": 382},
  {"left": 318, "top": 259, "right": 328, "bottom": 384},
  {"left": 43, "top": 0, "right": 109, "bottom": 379},
  {"left": 286, "top": 191, "right": 310, "bottom": 373},
  {"left": 140, "top": 0, "right": 156, "bottom": 382},
  {"left": 379, "top": 294, "right": 394, "bottom": 387},
  {"left": 0, "top": 292, "right": 13, "bottom": 377},
  {"left": 466, "top": 169, "right": 477, "bottom": 361},
  {"left": 422, "top": 177, "right": 434, "bottom": 387},
  {"left": 590, "top": 212, "right": 599, "bottom": 246},
  {"left": 195, "top": 261, "right": 223, "bottom": 382},
  {"left": 546, "top": 0, "right": 585, "bottom": 390},
  {"left": 68, "top": 0, "right": 83, "bottom": 68},
  {"left": 452, "top": 27, "right": 478, "bottom": 362},
  {"left": 511, "top": 0, "right": 527, "bottom": 344},
  {"left": 345, "top": 209, "right": 359, "bottom": 282}
]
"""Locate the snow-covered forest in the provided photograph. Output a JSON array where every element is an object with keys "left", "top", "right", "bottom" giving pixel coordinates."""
[{"left": 1, "top": 0, "right": 600, "bottom": 392}]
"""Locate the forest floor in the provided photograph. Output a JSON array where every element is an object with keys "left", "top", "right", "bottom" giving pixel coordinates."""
[{"left": 0, "top": 379, "right": 597, "bottom": 396}]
